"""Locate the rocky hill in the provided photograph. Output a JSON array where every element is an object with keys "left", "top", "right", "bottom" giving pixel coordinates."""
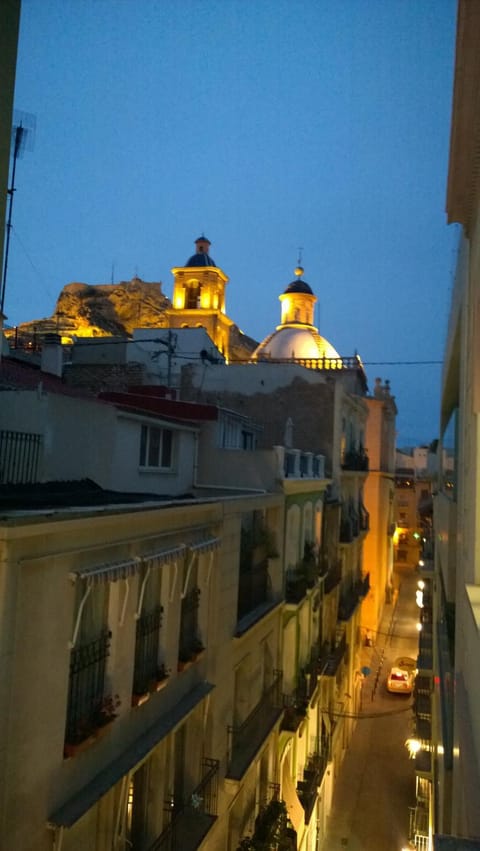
[{"left": 7, "top": 277, "right": 258, "bottom": 358}]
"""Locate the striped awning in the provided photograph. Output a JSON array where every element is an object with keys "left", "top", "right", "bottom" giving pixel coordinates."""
[
  {"left": 142, "top": 544, "right": 186, "bottom": 567},
  {"left": 187, "top": 536, "right": 221, "bottom": 554},
  {"left": 69, "top": 558, "right": 140, "bottom": 585}
]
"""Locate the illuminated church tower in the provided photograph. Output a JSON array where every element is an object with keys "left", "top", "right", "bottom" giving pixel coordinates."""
[
  {"left": 253, "top": 264, "right": 340, "bottom": 361},
  {"left": 166, "top": 236, "right": 234, "bottom": 358}
]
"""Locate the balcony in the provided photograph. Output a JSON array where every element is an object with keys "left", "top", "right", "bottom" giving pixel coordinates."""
[
  {"left": 237, "top": 791, "right": 296, "bottom": 851},
  {"left": 408, "top": 804, "right": 429, "bottom": 850},
  {"left": 301, "top": 641, "right": 331, "bottom": 693},
  {"left": 341, "top": 448, "right": 369, "bottom": 472},
  {"left": 338, "top": 574, "right": 370, "bottom": 621},
  {"left": 323, "top": 558, "right": 342, "bottom": 594},
  {"left": 297, "top": 750, "right": 328, "bottom": 823},
  {"left": 285, "top": 567, "right": 308, "bottom": 604},
  {"left": 324, "top": 632, "right": 347, "bottom": 676},
  {"left": 227, "top": 672, "right": 283, "bottom": 780},
  {"left": 281, "top": 693, "right": 308, "bottom": 733},
  {"left": 149, "top": 758, "right": 219, "bottom": 851}
]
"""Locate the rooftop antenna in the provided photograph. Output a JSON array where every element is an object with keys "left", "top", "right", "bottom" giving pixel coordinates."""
[{"left": 1, "top": 110, "right": 35, "bottom": 314}]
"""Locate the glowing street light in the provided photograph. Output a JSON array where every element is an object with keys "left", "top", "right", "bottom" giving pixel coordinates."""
[{"left": 405, "top": 737, "right": 422, "bottom": 758}]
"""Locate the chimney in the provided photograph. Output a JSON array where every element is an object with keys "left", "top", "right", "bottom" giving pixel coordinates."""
[{"left": 41, "top": 333, "right": 63, "bottom": 377}]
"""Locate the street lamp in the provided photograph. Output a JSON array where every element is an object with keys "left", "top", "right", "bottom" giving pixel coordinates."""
[{"left": 405, "top": 737, "right": 422, "bottom": 758}]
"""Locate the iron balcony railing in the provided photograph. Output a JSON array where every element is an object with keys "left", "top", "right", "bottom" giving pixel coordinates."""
[
  {"left": 149, "top": 758, "right": 219, "bottom": 851},
  {"left": 297, "top": 750, "right": 329, "bottom": 823},
  {"left": 323, "top": 558, "right": 342, "bottom": 594},
  {"left": 239, "top": 786, "right": 297, "bottom": 851},
  {"left": 338, "top": 573, "right": 370, "bottom": 621},
  {"left": 132, "top": 604, "right": 163, "bottom": 696},
  {"left": 227, "top": 671, "right": 283, "bottom": 780},
  {"left": 324, "top": 633, "right": 347, "bottom": 676},
  {"left": 0, "top": 429, "right": 42, "bottom": 484},
  {"left": 285, "top": 568, "right": 308, "bottom": 604},
  {"left": 408, "top": 804, "right": 429, "bottom": 846},
  {"left": 64, "top": 628, "right": 111, "bottom": 746},
  {"left": 341, "top": 448, "right": 369, "bottom": 472},
  {"left": 282, "top": 642, "right": 330, "bottom": 731},
  {"left": 299, "top": 640, "right": 331, "bottom": 696},
  {"left": 237, "top": 558, "right": 270, "bottom": 621},
  {"left": 339, "top": 516, "right": 354, "bottom": 543}
]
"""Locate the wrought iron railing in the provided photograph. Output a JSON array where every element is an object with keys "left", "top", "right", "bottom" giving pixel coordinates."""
[
  {"left": 339, "top": 516, "right": 354, "bottom": 543},
  {"left": 237, "top": 788, "right": 297, "bottom": 851},
  {"left": 285, "top": 567, "right": 308, "bottom": 603},
  {"left": 338, "top": 574, "right": 370, "bottom": 621},
  {"left": 341, "top": 448, "right": 369, "bottom": 471},
  {"left": 228, "top": 672, "right": 283, "bottom": 780},
  {"left": 178, "top": 587, "right": 201, "bottom": 663},
  {"left": 324, "top": 633, "right": 347, "bottom": 676},
  {"left": 149, "top": 759, "right": 219, "bottom": 851},
  {"left": 0, "top": 429, "right": 42, "bottom": 484},
  {"left": 65, "top": 629, "right": 111, "bottom": 745},
  {"left": 323, "top": 558, "right": 342, "bottom": 593},
  {"left": 297, "top": 751, "right": 328, "bottom": 823},
  {"left": 132, "top": 604, "right": 163, "bottom": 695}
]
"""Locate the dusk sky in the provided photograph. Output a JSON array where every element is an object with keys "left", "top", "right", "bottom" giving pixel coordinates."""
[{"left": 8, "top": 0, "right": 458, "bottom": 446}]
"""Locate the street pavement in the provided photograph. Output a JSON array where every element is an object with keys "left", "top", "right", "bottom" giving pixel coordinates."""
[{"left": 320, "top": 566, "right": 420, "bottom": 851}]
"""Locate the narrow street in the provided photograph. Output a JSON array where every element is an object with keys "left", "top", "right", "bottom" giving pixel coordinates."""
[{"left": 321, "top": 566, "right": 420, "bottom": 850}]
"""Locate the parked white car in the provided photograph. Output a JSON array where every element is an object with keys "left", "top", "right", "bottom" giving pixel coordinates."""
[{"left": 386, "top": 656, "right": 416, "bottom": 694}]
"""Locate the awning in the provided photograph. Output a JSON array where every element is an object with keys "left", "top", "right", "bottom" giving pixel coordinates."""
[
  {"left": 69, "top": 558, "right": 140, "bottom": 585},
  {"left": 187, "top": 536, "right": 221, "bottom": 554},
  {"left": 142, "top": 544, "right": 187, "bottom": 567},
  {"left": 48, "top": 681, "right": 215, "bottom": 829}
]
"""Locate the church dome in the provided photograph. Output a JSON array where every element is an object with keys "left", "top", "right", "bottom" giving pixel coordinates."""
[
  {"left": 253, "top": 326, "right": 340, "bottom": 360},
  {"left": 252, "top": 262, "right": 340, "bottom": 361},
  {"left": 185, "top": 235, "right": 216, "bottom": 267},
  {"left": 283, "top": 279, "right": 313, "bottom": 295}
]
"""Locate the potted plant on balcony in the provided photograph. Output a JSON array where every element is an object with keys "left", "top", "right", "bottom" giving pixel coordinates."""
[
  {"left": 151, "top": 662, "right": 171, "bottom": 691},
  {"left": 236, "top": 799, "right": 295, "bottom": 850},
  {"left": 190, "top": 638, "right": 205, "bottom": 661},
  {"left": 64, "top": 694, "right": 121, "bottom": 758}
]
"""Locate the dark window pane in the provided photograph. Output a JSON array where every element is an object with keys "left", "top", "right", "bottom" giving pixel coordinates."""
[
  {"left": 148, "top": 428, "right": 161, "bottom": 466},
  {"left": 140, "top": 425, "right": 147, "bottom": 466},
  {"left": 161, "top": 429, "right": 173, "bottom": 467}
]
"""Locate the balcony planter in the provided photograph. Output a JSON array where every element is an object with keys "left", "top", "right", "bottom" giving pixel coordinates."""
[
  {"left": 237, "top": 798, "right": 296, "bottom": 850},
  {"left": 178, "top": 642, "right": 204, "bottom": 671},
  {"left": 282, "top": 702, "right": 308, "bottom": 733},
  {"left": 63, "top": 694, "right": 121, "bottom": 758},
  {"left": 131, "top": 691, "right": 150, "bottom": 708},
  {"left": 63, "top": 734, "right": 96, "bottom": 759}
]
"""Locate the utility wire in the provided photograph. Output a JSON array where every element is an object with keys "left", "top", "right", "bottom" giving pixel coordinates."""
[{"left": 5, "top": 331, "right": 444, "bottom": 367}]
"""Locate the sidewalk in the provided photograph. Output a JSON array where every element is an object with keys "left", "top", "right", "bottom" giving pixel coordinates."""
[{"left": 320, "top": 569, "right": 419, "bottom": 850}]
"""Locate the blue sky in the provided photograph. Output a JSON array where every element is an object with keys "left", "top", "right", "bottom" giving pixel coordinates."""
[{"left": 8, "top": 0, "right": 458, "bottom": 446}]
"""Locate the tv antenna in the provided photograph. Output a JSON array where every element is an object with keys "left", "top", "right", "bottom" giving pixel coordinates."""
[{"left": 1, "top": 110, "right": 36, "bottom": 313}]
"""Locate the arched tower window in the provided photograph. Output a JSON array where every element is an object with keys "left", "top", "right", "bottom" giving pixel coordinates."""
[{"left": 185, "top": 280, "right": 200, "bottom": 309}]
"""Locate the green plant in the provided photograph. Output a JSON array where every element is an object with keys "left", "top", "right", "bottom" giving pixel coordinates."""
[{"left": 236, "top": 799, "right": 294, "bottom": 850}]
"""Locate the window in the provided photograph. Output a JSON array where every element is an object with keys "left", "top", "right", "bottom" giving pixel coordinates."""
[{"left": 140, "top": 425, "right": 173, "bottom": 469}]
